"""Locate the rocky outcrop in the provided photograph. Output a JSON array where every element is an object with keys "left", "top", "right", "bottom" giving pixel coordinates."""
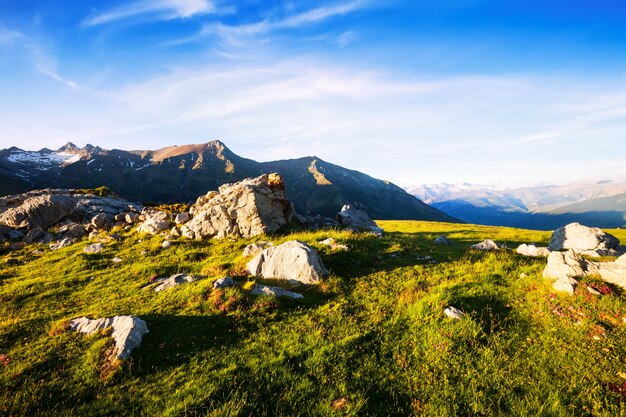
[
  {"left": 516, "top": 244, "right": 550, "bottom": 257},
  {"left": 69, "top": 316, "right": 148, "bottom": 360},
  {"left": 548, "top": 222, "right": 620, "bottom": 256},
  {"left": 247, "top": 240, "right": 329, "bottom": 284},
  {"left": 470, "top": 239, "right": 506, "bottom": 251},
  {"left": 336, "top": 205, "right": 383, "bottom": 236},
  {"left": 543, "top": 250, "right": 626, "bottom": 294},
  {"left": 181, "top": 174, "right": 293, "bottom": 239}
]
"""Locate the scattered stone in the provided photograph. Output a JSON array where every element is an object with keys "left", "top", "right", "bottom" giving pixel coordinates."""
[
  {"left": 174, "top": 212, "right": 190, "bottom": 225},
  {"left": 543, "top": 250, "right": 626, "bottom": 293},
  {"left": 83, "top": 243, "right": 104, "bottom": 254},
  {"left": 153, "top": 274, "right": 199, "bottom": 292},
  {"left": 243, "top": 242, "right": 273, "bottom": 257},
  {"left": 444, "top": 306, "right": 465, "bottom": 320},
  {"left": 336, "top": 205, "right": 383, "bottom": 236},
  {"left": 112, "top": 257, "right": 123, "bottom": 263},
  {"left": 63, "top": 224, "right": 88, "bottom": 240},
  {"left": 587, "top": 286, "right": 602, "bottom": 296},
  {"left": 520, "top": 273, "right": 527, "bottom": 278},
  {"left": 433, "top": 235, "right": 451, "bottom": 245},
  {"left": 69, "top": 316, "right": 149, "bottom": 360},
  {"left": 91, "top": 213, "right": 108, "bottom": 229},
  {"left": 24, "top": 227, "right": 45, "bottom": 244},
  {"left": 161, "top": 240, "right": 171, "bottom": 249},
  {"left": 250, "top": 284, "right": 303, "bottom": 299},
  {"left": 319, "top": 238, "right": 348, "bottom": 251},
  {"left": 140, "top": 250, "right": 148, "bottom": 256},
  {"left": 125, "top": 212, "right": 140, "bottom": 224},
  {"left": 516, "top": 243, "right": 550, "bottom": 257},
  {"left": 213, "top": 276, "right": 236, "bottom": 289},
  {"left": 247, "top": 240, "right": 329, "bottom": 284},
  {"left": 49, "top": 237, "right": 76, "bottom": 251},
  {"left": 416, "top": 255, "right": 436, "bottom": 264},
  {"left": 31, "top": 249, "right": 43, "bottom": 255},
  {"left": 170, "top": 227, "right": 180, "bottom": 237},
  {"left": 137, "top": 218, "right": 171, "bottom": 235},
  {"left": 548, "top": 222, "right": 620, "bottom": 254},
  {"left": 470, "top": 239, "right": 505, "bottom": 251},
  {"left": 181, "top": 174, "right": 293, "bottom": 239}
]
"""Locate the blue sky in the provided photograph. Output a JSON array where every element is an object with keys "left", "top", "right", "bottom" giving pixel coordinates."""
[{"left": 0, "top": 0, "right": 625, "bottom": 186}]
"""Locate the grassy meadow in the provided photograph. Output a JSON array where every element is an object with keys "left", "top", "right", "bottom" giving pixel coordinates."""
[{"left": 1, "top": 220, "right": 626, "bottom": 416}]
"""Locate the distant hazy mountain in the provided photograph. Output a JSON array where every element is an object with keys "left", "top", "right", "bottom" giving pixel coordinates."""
[
  {"left": 406, "top": 181, "right": 626, "bottom": 229},
  {"left": 0, "top": 141, "right": 456, "bottom": 222}
]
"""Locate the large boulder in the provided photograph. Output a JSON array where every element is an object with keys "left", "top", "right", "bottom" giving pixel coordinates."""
[
  {"left": 594, "top": 254, "right": 626, "bottom": 290},
  {"left": 336, "top": 205, "right": 383, "bottom": 236},
  {"left": 69, "top": 316, "right": 148, "bottom": 360},
  {"left": 0, "top": 189, "right": 140, "bottom": 231},
  {"left": 181, "top": 174, "right": 293, "bottom": 239},
  {"left": 247, "top": 240, "right": 329, "bottom": 284},
  {"left": 548, "top": 223, "right": 620, "bottom": 255},
  {"left": 516, "top": 244, "right": 550, "bottom": 257}
]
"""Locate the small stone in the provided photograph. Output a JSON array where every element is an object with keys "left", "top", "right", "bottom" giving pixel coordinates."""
[
  {"left": 83, "top": 243, "right": 104, "bottom": 254},
  {"left": 319, "top": 238, "right": 348, "bottom": 251},
  {"left": 444, "top": 306, "right": 465, "bottom": 320},
  {"left": 153, "top": 274, "right": 199, "bottom": 292},
  {"left": 520, "top": 273, "right": 527, "bottom": 278},
  {"left": 91, "top": 213, "right": 108, "bottom": 229},
  {"left": 161, "top": 240, "right": 171, "bottom": 249},
  {"left": 587, "top": 286, "right": 602, "bottom": 296},
  {"left": 433, "top": 235, "right": 451, "bottom": 245},
  {"left": 112, "top": 257, "right": 123, "bottom": 263},
  {"left": 213, "top": 276, "right": 236, "bottom": 289},
  {"left": 250, "top": 284, "right": 303, "bottom": 299}
]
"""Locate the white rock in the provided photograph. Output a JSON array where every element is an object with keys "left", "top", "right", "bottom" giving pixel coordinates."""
[
  {"left": 49, "top": 237, "right": 76, "bottom": 251},
  {"left": 243, "top": 241, "right": 273, "bottom": 258},
  {"left": 548, "top": 222, "right": 620, "bottom": 252},
  {"left": 250, "top": 284, "right": 303, "bottom": 299},
  {"left": 137, "top": 218, "right": 171, "bottom": 235},
  {"left": 174, "top": 212, "right": 190, "bottom": 225},
  {"left": 319, "top": 238, "right": 348, "bottom": 251},
  {"left": 161, "top": 240, "right": 171, "bottom": 249},
  {"left": 336, "top": 205, "right": 383, "bottom": 236},
  {"left": 83, "top": 243, "right": 104, "bottom": 254},
  {"left": 112, "top": 257, "right": 123, "bottom": 263},
  {"left": 516, "top": 243, "right": 550, "bottom": 257},
  {"left": 444, "top": 306, "right": 465, "bottom": 320},
  {"left": 213, "top": 276, "right": 236, "bottom": 289},
  {"left": 153, "top": 273, "right": 199, "bottom": 292},
  {"left": 69, "top": 315, "right": 148, "bottom": 360},
  {"left": 247, "top": 240, "right": 329, "bottom": 284},
  {"left": 470, "top": 239, "right": 503, "bottom": 251}
]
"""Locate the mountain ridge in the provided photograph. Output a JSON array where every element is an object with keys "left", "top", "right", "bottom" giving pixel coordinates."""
[{"left": 0, "top": 140, "right": 456, "bottom": 222}]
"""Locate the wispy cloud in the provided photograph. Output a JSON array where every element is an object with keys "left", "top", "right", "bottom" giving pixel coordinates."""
[{"left": 83, "top": 0, "right": 217, "bottom": 27}]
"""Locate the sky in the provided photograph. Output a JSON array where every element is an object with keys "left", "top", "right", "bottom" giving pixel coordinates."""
[{"left": 0, "top": 0, "right": 625, "bottom": 187}]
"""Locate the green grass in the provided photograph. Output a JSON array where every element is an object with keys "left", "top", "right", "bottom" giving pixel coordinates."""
[{"left": 1, "top": 221, "right": 626, "bottom": 416}]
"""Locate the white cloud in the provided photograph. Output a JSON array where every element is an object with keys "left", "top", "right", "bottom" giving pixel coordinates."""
[{"left": 83, "top": 0, "right": 216, "bottom": 26}]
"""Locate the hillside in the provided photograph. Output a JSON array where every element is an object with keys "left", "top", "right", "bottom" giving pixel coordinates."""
[
  {"left": 2, "top": 221, "right": 626, "bottom": 415},
  {"left": 408, "top": 181, "right": 626, "bottom": 229},
  {"left": 0, "top": 141, "right": 455, "bottom": 222}
]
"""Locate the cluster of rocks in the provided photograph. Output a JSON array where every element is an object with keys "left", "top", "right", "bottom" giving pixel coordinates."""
[{"left": 0, "top": 189, "right": 141, "bottom": 249}]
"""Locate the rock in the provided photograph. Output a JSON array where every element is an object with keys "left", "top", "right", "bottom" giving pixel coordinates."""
[
  {"left": 433, "top": 235, "right": 451, "bottom": 245},
  {"left": 213, "top": 276, "right": 236, "bottom": 289},
  {"left": 153, "top": 274, "right": 199, "bottom": 292},
  {"left": 109, "top": 233, "right": 122, "bottom": 241},
  {"left": 444, "top": 306, "right": 465, "bottom": 319},
  {"left": 24, "top": 227, "right": 45, "bottom": 244},
  {"left": 125, "top": 212, "right": 140, "bottom": 224},
  {"left": 336, "top": 205, "right": 383, "bottom": 236},
  {"left": 516, "top": 244, "right": 550, "bottom": 257},
  {"left": 0, "top": 189, "right": 138, "bottom": 231},
  {"left": 170, "top": 227, "right": 180, "bottom": 237},
  {"left": 543, "top": 250, "right": 588, "bottom": 294},
  {"left": 243, "top": 242, "right": 273, "bottom": 257},
  {"left": 247, "top": 240, "right": 329, "bottom": 284},
  {"left": 83, "top": 243, "right": 104, "bottom": 254},
  {"left": 91, "top": 213, "right": 108, "bottom": 229},
  {"left": 69, "top": 316, "right": 148, "bottom": 360},
  {"left": 62, "top": 224, "right": 88, "bottom": 240},
  {"left": 6, "top": 229, "right": 25, "bottom": 240},
  {"left": 548, "top": 222, "right": 620, "bottom": 253},
  {"left": 174, "top": 212, "right": 190, "bottom": 225},
  {"left": 137, "top": 218, "right": 171, "bottom": 235},
  {"left": 319, "top": 238, "right": 348, "bottom": 251},
  {"left": 181, "top": 174, "right": 293, "bottom": 239},
  {"left": 416, "top": 255, "right": 436, "bottom": 264},
  {"left": 161, "top": 240, "right": 171, "bottom": 249},
  {"left": 112, "top": 257, "right": 123, "bottom": 263},
  {"left": 49, "top": 237, "right": 76, "bottom": 251},
  {"left": 587, "top": 286, "right": 602, "bottom": 296},
  {"left": 250, "top": 284, "right": 304, "bottom": 299},
  {"left": 595, "top": 254, "right": 626, "bottom": 289},
  {"left": 470, "top": 239, "right": 504, "bottom": 251},
  {"left": 520, "top": 273, "right": 527, "bottom": 278}
]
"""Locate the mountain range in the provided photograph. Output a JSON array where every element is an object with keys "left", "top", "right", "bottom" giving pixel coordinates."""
[
  {"left": 407, "top": 181, "right": 626, "bottom": 230},
  {"left": 0, "top": 141, "right": 455, "bottom": 222}
]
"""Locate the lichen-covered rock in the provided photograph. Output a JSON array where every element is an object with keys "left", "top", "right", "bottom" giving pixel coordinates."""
[
  {"left": 247, "top": 240, "right": 329, "bottom": 284},
  {"left": 336, "top": 205, "right": 383, "bottom": 236},
  {"left": 548, "top": 223, "right": 620, "bottom": 254},
  {"left": 181, "top": 174, "right": 293, "bottom": 239},
  {"left": 516, "top": 244, "right": 550, "bottom": 257},
  {"left": 69, "top": 315, "right": 148, "bottom": 360}
]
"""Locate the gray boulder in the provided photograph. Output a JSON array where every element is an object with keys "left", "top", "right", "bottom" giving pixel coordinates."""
[
  {"left": 213, "top": 276, "right": 236, "bottom": 289},
  {"left": 69, "top": 315, "right": 148, "bottom": 360},
  {"left": 548, "top": 223, "right": 620, "bottom": 254},
  {"left": 243, "top": 241, "right": 273, "bottom": 257},
  {"left": 181, "top": 173, "right": 293, "bottom": 239},
  {"left": 336, "top": 205, "right": 383, "bottom": 236},
  {"left": 83, "top": 243, "right": 104, "bottom": 254},
  {"left": 24, "top": 227, "right": 45, "bottom": 244},
  {"left": 433, "top": 235, "right": 451, "bottom": 245},
  {"left": 250, "top": 284, "right": 303, "bottom": 299},
  {"left": 153, "top": 274, "right": 199, "bottom": 292},
  {"left": 137, "top": 218, "right": 171, "bottom": 235},
  {"left": 247, "top": 240, "right": 329, "bottom": 284},
  {"left": 542, "top": 250, "right": 587, "bottom": 294},
  {"left": 61, "top": 223, "right": 88, "bottom": 240},
  {"left": 174, "top": 212, "right": 190, "bottom": 225},
  {"left": 516, "top": 243, "right": 550, "bottom": 257},
  {"left": 91, "top": 213, "right": 108, "bottom": 229},
  {"left": 49, "top": 237, "right": 77, "bottom": 251}
]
